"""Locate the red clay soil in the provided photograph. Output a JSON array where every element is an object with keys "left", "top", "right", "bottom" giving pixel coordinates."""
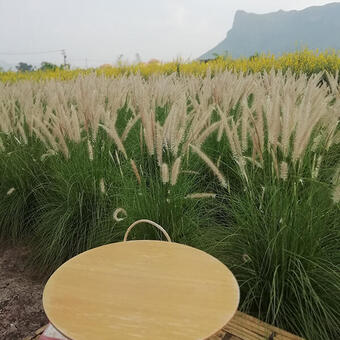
[{"left": 0, "top": 244, "right": 47, "bottom": 340}]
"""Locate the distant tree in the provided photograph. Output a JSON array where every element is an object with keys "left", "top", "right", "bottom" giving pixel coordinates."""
[
  {"left": 0, "top": 66, "right": 3, "bottom": 72},
  {"left": 249, "top": 52, "right": 260, "bottom": 61},
  {"left": 40, "top": 61, "right": 57, "bottom": 71},
  {"left": 60, "top": 63, "right": 70, "bottom": 70},
  {"left": 16, "top": 62, "right": 34, "bottom": 72}
]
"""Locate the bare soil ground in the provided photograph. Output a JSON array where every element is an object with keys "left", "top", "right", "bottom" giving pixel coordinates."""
[{"left": 0, "top": 244, "right": 47, "bottom": 340}]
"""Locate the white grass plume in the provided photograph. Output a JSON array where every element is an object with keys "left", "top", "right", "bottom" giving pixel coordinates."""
[{"left": 190, "top": 144, "right": 227, "bottom": 188}]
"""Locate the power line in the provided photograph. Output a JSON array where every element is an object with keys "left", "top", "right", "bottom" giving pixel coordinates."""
[
  {"left": 0, "top": 49, "right": 64, "bottom": 56},
  {"left": 70, "top": 57, "right": 115, "bottom": 63},
  {"left": 0, "top": 49, "right": 69, "bottom": 68},
  {"left": 0, "top": 49, "right": 131, "bottom": 68}
]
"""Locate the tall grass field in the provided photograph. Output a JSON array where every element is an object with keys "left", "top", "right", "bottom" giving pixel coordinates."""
[{"left": 0, "top": 65, "right": 339, "bottom": 339}]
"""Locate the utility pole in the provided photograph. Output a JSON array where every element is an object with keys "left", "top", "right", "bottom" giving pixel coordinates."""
[{"left": 61, "top": 49, "right": 67, "bottom": 68}]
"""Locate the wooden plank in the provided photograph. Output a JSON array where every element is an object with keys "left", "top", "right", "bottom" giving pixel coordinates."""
[
  {"left": 35, "top": 325, "right": 48, "bottom": 335},
  {"left": 222, "top": 312, "right": 304, "bottom": 340},
  {"left": 22, "top": 325, "right": 47, "bottom": 340},
  {"left": 234, "top": 312, "right": 302, "bottom": 339},
  {"left": 209, "top": 331, "right": 243, "bottom": 340},
  {"left": 224, "top": 322, "right": 265, "bottom": 340}
]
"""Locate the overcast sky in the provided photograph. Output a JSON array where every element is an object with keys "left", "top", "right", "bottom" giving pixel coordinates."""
[{"left": 0, "top": 0, "right": 336, "bottom": 68}]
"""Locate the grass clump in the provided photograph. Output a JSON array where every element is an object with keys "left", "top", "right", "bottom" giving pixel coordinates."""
[
  {"left": 0, "top": 134, "right": 46, "bottom": 241},
  {"left": 0, "top": 71, "right": 339, "bottom": 339},
  {"left": 220, "top": 180, "right": 340, "bottom": 339}
]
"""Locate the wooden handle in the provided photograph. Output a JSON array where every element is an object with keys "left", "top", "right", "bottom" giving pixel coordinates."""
[{"left": 123, "top": 219, "right": 172, "bottom": 242}]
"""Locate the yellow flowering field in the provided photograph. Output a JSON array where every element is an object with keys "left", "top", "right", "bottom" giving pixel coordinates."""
[{"left": 1, "top": 49, "right": 340, "bottom": 82}]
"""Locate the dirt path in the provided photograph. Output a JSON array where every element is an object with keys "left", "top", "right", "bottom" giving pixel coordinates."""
[{"left": 0, "top": 245, "right": 47, "bottom": 340}]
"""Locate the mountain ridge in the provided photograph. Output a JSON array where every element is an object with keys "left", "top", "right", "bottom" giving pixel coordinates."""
[{"left": 199, "top": 2, "right": 340, "bottom": 60}]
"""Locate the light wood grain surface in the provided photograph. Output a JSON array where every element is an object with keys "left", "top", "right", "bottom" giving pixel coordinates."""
[
  {"left": 25, "top": 311, "right": 305, "bottom": 340},
  {"left": 43, "top": 241, "right": 239, "bottom": 340}
]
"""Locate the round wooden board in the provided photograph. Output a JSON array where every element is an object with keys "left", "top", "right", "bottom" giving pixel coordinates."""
[{"left": 43, "top": 241, "right": 239, "bottom": 340}]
